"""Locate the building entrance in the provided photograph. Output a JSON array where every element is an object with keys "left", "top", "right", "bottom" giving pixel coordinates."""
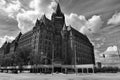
[{"left": 54, "top": 67, "right": 62, "bottom": 73}]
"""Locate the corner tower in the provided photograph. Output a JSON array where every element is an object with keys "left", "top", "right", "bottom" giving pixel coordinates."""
[
  {"left": 51, "top": 3, "right": 65, "bottom": 64},
  {"left": 51, "top": 3, "right": 65, "bottom": 34}
]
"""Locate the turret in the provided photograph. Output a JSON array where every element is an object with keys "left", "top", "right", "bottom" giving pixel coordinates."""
[
  {"left": 41, "top": 14, "right": 47, "bottom": 23},
  {"left": 16, "top": 32, "right": 22, "bottom": 41},
  {"left": 61, "top": 24, "right": 68, "bottom": 40},
  {"left": 35, "top": 18, "right": 40, "bottom": 26},
  {"left": 51, "top": 3, "right": 65, "bottom": 34},
  {"left": 62, "top": 24, "right": 67, "bottom": 31},
  {"left": 52, "top": 3, "right": 65, "bottom": 22},
  {"left": 56, "top": 3, "right": 62, "bottom": 14}
]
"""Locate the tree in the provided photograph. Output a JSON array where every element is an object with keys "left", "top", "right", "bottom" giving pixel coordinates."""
[
  {"left": 0, "top": 54, "right": 4, "bottom": 66},
  {"left": 3, "top": 53, "right": 16, "bottom": 67},
  {"left": 29, "top": 53, "right": 41, "bottom": 65},
  {"left": 15, "top": 47, "right": 32, "bottom": 66},
  {"left": 4, "top": 54, "right": 12, "bottom": 66}
]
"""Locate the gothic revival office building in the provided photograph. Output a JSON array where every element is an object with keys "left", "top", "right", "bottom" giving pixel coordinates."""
[{"left": 1, "top": 4, "right": 95, "bottom": 66}]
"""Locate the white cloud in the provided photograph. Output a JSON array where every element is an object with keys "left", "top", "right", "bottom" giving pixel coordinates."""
[
  {"left": 0, "top": 0, "right": 6, "bottom": 7},
  {"left": 99, "top": 45, "right": 120, "bottom": 65},
  {"left": 80, "top": 15, "right": 103, "bottom": 34},
  {"left": 1, "top": 0, "right": 104, "bottom": 35},
  {"left": 106, "top": 46, "right": 117, "bottom": 52},
  {"left": 16, "top": 0, "right": 56, "bottom": 33},
  {"left": 23, "top": 0, "right": 104, "bottom": 34},
  {"left": 0, "top": 0, "right": 50, "bottom": 33},
  {"left": 65, "top": 13, "right": 87, "bottom": 31},
  {"left": 29, "top": 0, "right": 41, "bottom": 11},
  {"left": 107, "top": 12, "right": 120, "bottom": 25},
  {"left": 16, "top": 0, "right": 43, "bottom": 33},
  {"left": 5, "top": 0, "right": 21, "bottom": 18},
  {"left": 29, "top": 0, "right": 54, "bottom": 17},
  {"left": 0, "top": 0, "right": 104, "bottom": 49},
  {"left": 87, "top": 15, "right": 103, "bottom": 33},
  {"left": 0, "top": 35, "right": 15, "bottom": 47},
  {"left": 48, "top": 0, "right": 57, "bottom": 11},
  {"left": 0, "top": 0, "right": 22, "bottom": 18},
  {"left": 65, "top": 13, "right": 103, "bottom": 34},
  {"left": 16, "top": 10, "right": 42, "bottom": 33},
  {"left": 100, "top": 46, "right": 118, "bottom": 58}
]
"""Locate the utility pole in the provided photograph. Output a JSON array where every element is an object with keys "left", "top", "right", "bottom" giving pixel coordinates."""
[
  {"left": 52, "top": 43, "right": 54, "bottom": 75},
  {"left": 74, "top": 45, "right": 77, "bottom": 75},
  {"left": 45, "top": 54, "right": 47, "bottom": 73},
  {"left": 115, "top": 40, "right": 120, "bottom": 68},
  {"left": 116, "top": 40, "right": 120, "bottom": 58}
]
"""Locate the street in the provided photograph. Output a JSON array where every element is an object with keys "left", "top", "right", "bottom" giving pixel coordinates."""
[{"left": 0, "top": 73, "right": 120, "bottom": 80}]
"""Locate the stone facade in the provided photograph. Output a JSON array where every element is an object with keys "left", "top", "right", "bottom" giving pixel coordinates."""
[
  {"left": 0, "top": 3, "right": 95, "bottom": 65},
  {"left": 0, "top": 41, "right": 10, "bottom": 55}
]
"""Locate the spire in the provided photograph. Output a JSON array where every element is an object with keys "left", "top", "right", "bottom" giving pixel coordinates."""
[
  {"left": 4, "top": 41, "right": 7, "bottom": 44},
  {"left": 36, "top": 18, "right": 39, "bottom": 23},
  {"left": 35, "top": 18, "right": 40, "bottom": 26},
  {"left": 41, "top": 14, "right": 48, "bottom": 24},
  {"left": 19, "top": 32, "right": 22, "bottom": 36},
  {"left": 16, "top": 32, "right": 22, "bottom": 41},
  {"left": 62, "top": 24, "right": 67, "bottom": 31},
  {"left": 36, "top": 18, "right": 39, "bottom": 22},
  {"left": 41, "top": 14, "right": 46, "bottom": 20},
  {"left": 56, "top": 3, "right": 61, "bottom": 13}
]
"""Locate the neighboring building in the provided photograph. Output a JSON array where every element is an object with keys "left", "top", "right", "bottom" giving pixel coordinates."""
[{"left": 1, "top": 4, "right": 95, "bottom": 68}]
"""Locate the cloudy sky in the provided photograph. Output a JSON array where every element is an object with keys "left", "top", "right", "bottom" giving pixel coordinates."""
[{"left": 1, "top": 0, "right": 120, "bottom": 64}]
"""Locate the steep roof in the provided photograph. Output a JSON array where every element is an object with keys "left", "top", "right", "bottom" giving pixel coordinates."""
[
  {"left": 15, "top": 32, "right": 22, "bottom": 41},
  {"left": 51, "top": 3, "right": 64, "bottom": 19},
  {"left": 40, "top": 14, "right": 51, "bottom": 24},
  {"left": 68, "top": 26, "right": 93, "bottom": 46},
  {"left": 56, "top": 3, "right": 62, "bottom": 14}
]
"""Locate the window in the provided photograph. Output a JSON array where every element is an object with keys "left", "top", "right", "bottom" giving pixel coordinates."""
[
  {"left": 34, "top": 40, "right": 36, "bottom": 44},
  {"left": 45, "top": 41, "right": 47, "bottom": 45},
  {"left": 39, "top": 40, "right": 42, "bottom": 43},
  {"left": 40, "top": 34, "right": 42, "bottom": 38},
  {"left": 49, "top": 41, "right": 51, "bottom": 45},
  {"left": 34, "top": 45, "right": 35, "bottom": 49}
]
